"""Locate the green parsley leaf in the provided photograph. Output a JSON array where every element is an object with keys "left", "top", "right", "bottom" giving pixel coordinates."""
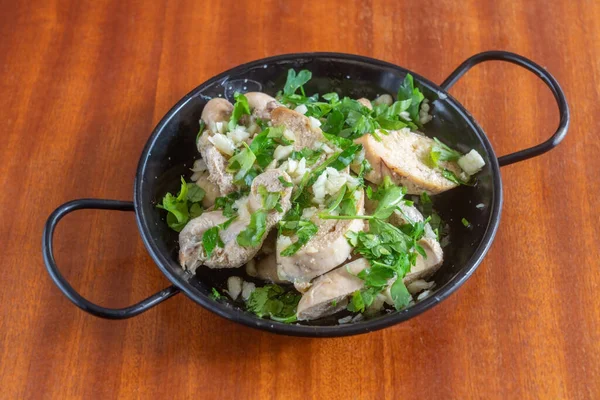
[
  {"left": 397, "top": 73, "right": 425, "bottom": 125},
  {"left": 390, "top": 278, "right": 412, "bottom": 310},
  {"left": 338, "top": 196, "right": 358, "bottom": 216},
  {"left": 442, "top": 169, "right": 462, "bottom": 185},
  {"left": 347, "top": 291, "right": 366, "bottom": 313},
  {"left": 321, "top": 109, "right": 345, "bottom": 135},
  {"left": 210, "top": 287, "right": 222, "bottom": 300},
  {"left": 356, "top": 159, "right": 372, "bottom": 188},
  {"left": 372, "top": 179, "right": 407, "bottom": 220},
  {"left": 323, "top": 132, "right": 354, "bottom": 149},
  {"left": 228, "top": 92, "right": 251, "bottom": 131},
  {"left": 429, "top": 137, "right": 462, "bottom": 168},
  {"left": 157, "top": 177, "right": 205, "bottom": 232},
  {"left": 226, "top": 142, "right": 257, "bottom": 183},
  {"left": 322, "top": 92, "right": 340, "bottom": 104},
  {"left": 283, "top": 69, "right": 312, "bottom": 96},
  {"left": 257, "top": 185, "right": 281, "bottom": 211},
  {"left": 236, "top": 210, "right": 268, "bottom": 247},
  {"left": 325, "top": 185, "right": 347, "bottom": 214},
  {"left": 357, "top": 265, "right": 396, "bottom": 287},
  {"left": 245, "top": 284, "right": 301, "bottom": 321},
  {"left": 214, "top": 190, "right": 246, "bottom": 218},
  {"left": 278, "top": 176, "right": 293, "bottom": 187},
  {"left": 202, "top": 226, "right": 224, "bottom": 259},
  {"left": 189, "top": 202, "right": 203, "bottom": 219},
  {"left": 187, "top": 183, "right": 205, "bottom": 203},
  {"left": 249, "top": 128, "right": 277, "bottom": 169},
  {"left": 329, "top": 143, "right": 362, "bottom": 170},
  {"left": 290, "top": 148, "right": 323, "bottom": 166},
  {"left": 280, "top": 220, "right": 318, "bottom": 256}
]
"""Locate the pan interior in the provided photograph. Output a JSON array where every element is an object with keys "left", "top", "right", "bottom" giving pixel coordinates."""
[{"left": 135, "top": 54, "right": 499, "bottom": 332}]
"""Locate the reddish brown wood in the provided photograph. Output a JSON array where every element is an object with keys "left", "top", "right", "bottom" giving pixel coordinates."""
[{"left": 0, "top": 0, "right": 598, "bottom": 398}]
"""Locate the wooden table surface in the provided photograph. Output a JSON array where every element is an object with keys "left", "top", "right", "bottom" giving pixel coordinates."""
[{"left": 1, "top": 0, "right": 599, "bottom": 398}]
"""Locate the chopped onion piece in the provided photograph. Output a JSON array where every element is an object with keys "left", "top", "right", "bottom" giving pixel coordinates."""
[
  {"left": 241, "top": 281, "right": 256, "bottom": 301},
  {"left": 458, "top": 149, "right": 486, "bottom": 175},
  {"left": 294, "top": 104, "right": 308, "bottom": 115},
  {"left": 227, "top": 276, "right": 243, "bottom": 300},
  {"left": 208, "top": 133, "right": 235, "bottom": 156}
]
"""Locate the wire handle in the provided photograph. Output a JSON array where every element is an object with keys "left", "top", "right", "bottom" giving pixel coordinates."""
[
  {"left": 42, "top": 198, "right": 179, "bottom": 319},
  {"left": 440, "top": 51, "right": 569, "bottom": 167}
]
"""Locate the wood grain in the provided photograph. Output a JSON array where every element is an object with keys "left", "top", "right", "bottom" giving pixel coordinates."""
[{"left": 0, "top": 0, "right": 598, "bottom": 398}]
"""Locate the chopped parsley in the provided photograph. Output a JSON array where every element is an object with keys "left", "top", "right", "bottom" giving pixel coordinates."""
[
  {"left": 397, "top": 73, "right": 425, "bottom": 124},
  {"left": 227, "top": 142, "right": 256, "bottom": 183},
  {"left": 279, "top": 220, "right": 318, "bottom": 257},
  {"left": 156, "top": 176, "right": 205, "bottom": 232},
  {"left": 461, "top": 217, "right": 471, "bottom": 228},
  {"left": 283, "top": 69, "right": 312, "bottom": 97},
  {"left": 441, "top": 169, "right": 474, "bottom": 186},
  {"left": 245, "top": 284, "right": 301, "bottom": 322},
  {"left": 278, "top": 69, "right": 428, "bottom": 142},
  {"left": 237, "top": 186, "right": 281, "bottom": 248},
  {"left": 228, "top": 92, "right": 251, "bottom": 131},
  {"left": 278, "top": 176, "right": 293, "bottom": 187},
  {"left": 428, "top": 137, "right": 462, "bottom": 168},
  {"left": 236, "top": 210, "right": 268, "bottom": 247},
  {"left": 201, "top": 226, "right": 224, "bottom": 258},
  {"left": 214, "top": 190, "right": 246, "bottom": 218},
  {"left": 318, "top": 177, "right": 426, "bottom": 311},
  {"left": 210, "top": 287, "right": 222, "bottom": 300}
]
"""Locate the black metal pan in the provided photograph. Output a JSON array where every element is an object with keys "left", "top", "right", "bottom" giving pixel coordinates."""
[{"left": 43, "top": 51, "right": 569, "bottom": 337}]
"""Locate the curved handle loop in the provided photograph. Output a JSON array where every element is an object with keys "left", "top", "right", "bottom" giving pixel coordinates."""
[
  {"left": 42, "top": 198, "right": 180, "bottom": 319},
  {"left": 440, "top": 50, "right": 570, "bottom": 167}
]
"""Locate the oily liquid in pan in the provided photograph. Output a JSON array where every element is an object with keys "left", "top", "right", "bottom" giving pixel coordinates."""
[{"left": 155, "top": 77, "right": 487, "bottom": 327}]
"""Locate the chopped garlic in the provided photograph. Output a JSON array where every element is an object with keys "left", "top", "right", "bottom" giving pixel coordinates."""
[
  {"left": 345, "top": 175, "right": 359, "bottom": 190},
  {"left": 227, "top": 125, "right": 250, "bottom": 144},
  {"left": 324, "top": 168, "right": 347, "bottom": 195},
  {"left": 458, "top": 149, "right": 486, "bottom": 175},
  {"left": 296, "top": 157, "right": 307, "bottom": 176},
  {"left": 309, "top": 116, "right": 322, "bottom": 129},
  {"left": 302, "top": 207, "right": 318, "bottom": 219},
  {"left": 321, "top": 144, "right": 334, "bottom": 154},
  {"left": 208, "top": 133, "right": 235, "bottom": 156},
  {"left": 417, "top": 290, "right": 432, "bottom": 301},
  {"left": 407, "top": 279, "right": 435, "bottom": 295},
  {"left": 373, "top": 94, "right": 393, "bottom": 106},
  {"left": 277, "top": 235, "right": 293, "bottom": 249},
  {"left": 312, "top": 171, "right": 328, "bottom": 204},
  {"left": 210, "top": 121, "right": 226, "bottom": 134},
  {"left": 294, "top": 104, "right": 308, "bottom": 115},
  {"left": 227, "top": 276, "right": 243, "bottom": 300},
  {"left": 241, "top": 281, "right": 256, "bottom": 301},
  {"left": 274, "top": 144, "right": 294, "bottom": 160},
  {"left": 281, "top": 157, "right": 308, "bottom": 184},
  {"left": 311, "top": 167, "right": 349, "bottom": 204},
  {"left": 351, "top": 147, "right": 366, "bottom": 168},
  {"left": 247, "top": 121, "right": 260, "bottom": 135},
  {"left": 283, "top": 128, "right": 296, "bottom": 141},
  {"left": 233, "top": 196, "right": 250, "bottom": 220}
]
